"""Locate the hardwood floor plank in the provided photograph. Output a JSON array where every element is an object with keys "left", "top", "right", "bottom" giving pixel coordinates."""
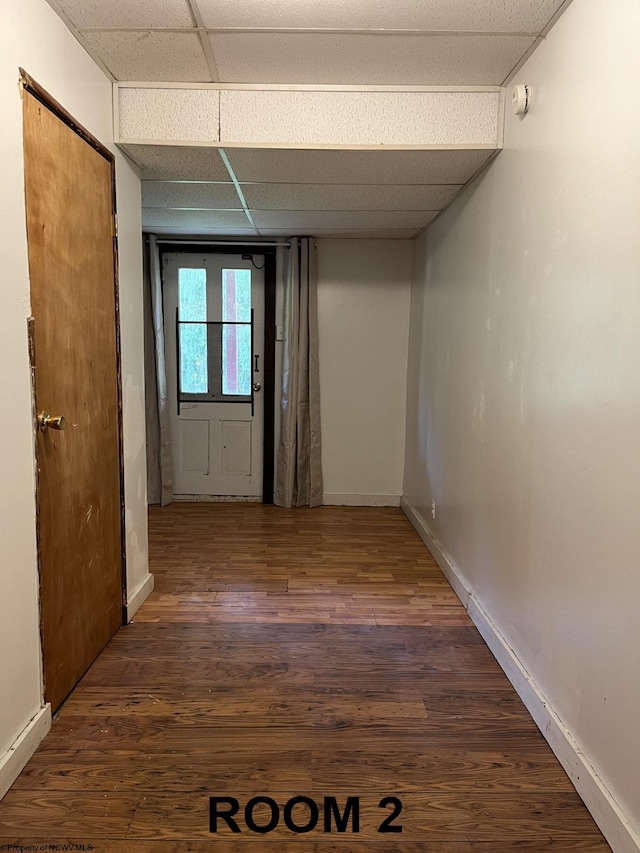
[
  {"left": 0, "top": 842, "right": 476, "bottom": 853},
  {"left": 0, "top": 841, "right": 610, "bottom": 852},
  {"left": 36, "top": 721, "right": 549, "bottom": 754},
  {"left": 11, "top": 750, "right": 313, "bottom": 793},
  {"left": 0, "top": 504, "right": 611, "bottom": 850},
  {"left": 0, "top": 792, "right": 138, "bottom": 836},
  {"left": 11, "top": 745, "right": 572, "bottom": 795},
  {"left": 311, "top": 748, "right": 576, "bottom": 792}
]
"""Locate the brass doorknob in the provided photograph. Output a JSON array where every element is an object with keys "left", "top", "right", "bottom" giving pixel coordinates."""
[{"left": 38, "top": 411, "right": 66, "bottom": 431}]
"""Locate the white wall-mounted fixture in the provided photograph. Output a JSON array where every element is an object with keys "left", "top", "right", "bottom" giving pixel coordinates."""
[{"left": 512, "top": 83, "right": 531, "bottom": 116}]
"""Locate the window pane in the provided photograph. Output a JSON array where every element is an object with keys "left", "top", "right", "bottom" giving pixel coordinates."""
[
  {"left": 222, "top": 269, "right": 251, "bottom": 396},
  {"left": 179, "top": 268, "right": 206, "bottom": 320},
  {"left": 178, "top": 268, "right": 207, "bottom": 394}
]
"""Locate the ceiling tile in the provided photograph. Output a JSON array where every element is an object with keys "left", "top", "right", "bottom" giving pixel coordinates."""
[
  {"left": 199, "top": 0, "right": 565, "bottom": 33},
  {"left": 226, "top": 148, "right": 495, "bottom": 186},
  {"left": 142, "top": 208, "right": 253, "bottom": 229},
  {"left": 242, "top": 183, "right": 460, "bottom": 211},
  {"left": 221, "top": 91, "right": 500, "bottom": 146},
  {"left": 120, "top": 145, "right": 231, "bottom": 181},
  {"left": 119, "top": 89, "right": 219, "bottom": 142},
  {"left": 81, "top": 31, "right": 211, "bottom": 81},
  {"left": 210, "top": 32, "right": 534, "bottom": 85},
  {"left": 251, "top": 210, "right": 438, "bottom": 230},
  {"left": 142, "top": 181, "right": 241, "bottom": 209},
  {"left": 52, "top": 0, "right": 194, "bottom": 29}
]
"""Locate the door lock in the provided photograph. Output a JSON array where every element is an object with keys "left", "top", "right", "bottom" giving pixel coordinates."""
[{"left": 252, "top": 382, "right": 262, "bottom": 392}]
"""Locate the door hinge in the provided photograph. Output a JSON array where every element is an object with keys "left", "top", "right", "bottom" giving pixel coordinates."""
[{"left": 112, "top": 213, "right": 118, "bottom": 238}]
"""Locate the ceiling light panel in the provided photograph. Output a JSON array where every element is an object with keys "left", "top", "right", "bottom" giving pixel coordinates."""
[
  {"left": 50, "top": 0, "right": 195, "bottom": 29},
  {"left": 251, "top": 210, "right": 438, "bottom": 230},
  {"left": 142, "top": 181, "right": 240, "bottom": 209},
  {"left": 81, "top": 31, "right": 211, "bottom": 81},
  {"left": 226, "top": 148, "right": 494, "bottom": 186},
  {"left": 241, "top": 183, "right": 460, "bottom": 211},
  {"left": 142, "top": 208, "right": 253, "bottom": 229},
  {"left": 198, "top": 0, "right": 566, "bottom": 33},
  {"left": 210, "top": 32, "right": 534, "bottom": 86},
  {"left": 121, "top": 145, "right": 231, "bottom": 181}
]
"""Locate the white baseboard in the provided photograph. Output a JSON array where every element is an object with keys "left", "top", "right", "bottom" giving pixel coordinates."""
[
  {"left": 172, "top": 495, "right": 262, "bottom": 502},
  {"left": 323, "top": 493, "right": 401, "bottom": 507},
  {"left": 400, "top": 496, "right": 640, "bottom": 853},
  {"left": 400, "top": 497, "right": 470, "bottom": 608},
  {"left": 0, "top": 705, "right": 51, "bottom": 800},
  {"left": 126, "top": 571, "right": 155, "bottom": 622}
]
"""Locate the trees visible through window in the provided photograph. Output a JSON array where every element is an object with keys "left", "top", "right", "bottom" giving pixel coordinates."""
[
  {"left": 177, "top": 266, "right": 252, "bottom": 400},
  {"left": 222, "top": 269, "right": 251, "bottom": 396},
  {"left": 178, "top": 268, "right": 207, "bottom": 394}
]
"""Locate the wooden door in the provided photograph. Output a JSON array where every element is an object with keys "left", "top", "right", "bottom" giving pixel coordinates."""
[{"left": 22, "top": 82, "right": 125, "bottom": 713}]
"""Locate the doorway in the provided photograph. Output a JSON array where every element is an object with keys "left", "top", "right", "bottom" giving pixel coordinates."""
[
  {"left": 160, "top": 246, "right": 276, "bottom": 502},
  {"left": 22, "top": 72, "right": 125, "bottom": 713}
]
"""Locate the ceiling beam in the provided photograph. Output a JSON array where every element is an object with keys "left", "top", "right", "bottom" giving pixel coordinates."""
[{"left": 116, "top": 84, "right": 504, "bottom": 150}]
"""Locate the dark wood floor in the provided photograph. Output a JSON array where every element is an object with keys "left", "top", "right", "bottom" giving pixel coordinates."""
[{"left": 0, "top": 503, "right": 611, "bottom": 850}]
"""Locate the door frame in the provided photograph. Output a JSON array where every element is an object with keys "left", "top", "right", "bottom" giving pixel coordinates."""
[
  {"left": 159, "top": 243, "right": 276, "bottom": 504},
  {"left": 21, "top": 69, "right": 128, "bottom": 632}
]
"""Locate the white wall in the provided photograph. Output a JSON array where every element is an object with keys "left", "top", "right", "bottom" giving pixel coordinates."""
[
  {"left": 0, "top": 0, "right": 148, "bottom": 790},
  {"left": 317, "top": 239, "right": 411, "bottom": 506},
  {"left": 403, "top": 0, "right": 640, "bottom": 847}
]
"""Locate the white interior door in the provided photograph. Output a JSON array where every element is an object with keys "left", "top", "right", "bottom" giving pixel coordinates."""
[{"left": 164, "top": 252, "right": 264, "bottom": 497}]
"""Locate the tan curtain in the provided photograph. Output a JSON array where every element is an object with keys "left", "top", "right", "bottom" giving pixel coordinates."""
[
  {"left": 275, "top": 238, "right": 323, "bottom": 508},
  {"left": 144, "top": 235, "right": 173, "bottom": 506}
]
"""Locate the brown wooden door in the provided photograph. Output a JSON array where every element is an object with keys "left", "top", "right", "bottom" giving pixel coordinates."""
[{"left": 23, "top": 86, "right": 125, "bottom": 713}]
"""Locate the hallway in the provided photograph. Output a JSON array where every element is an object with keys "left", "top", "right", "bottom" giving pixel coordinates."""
[{"left": 0, "top": 504, "right": 609, "bottom": 848}]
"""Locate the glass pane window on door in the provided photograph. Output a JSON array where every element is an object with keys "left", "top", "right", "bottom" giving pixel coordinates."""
[
  {"left": 178, "top": 268, "right": 208, "bottom": 395},
  {"left": 222, "top": 269, "right": 251, "bottom": 397}
]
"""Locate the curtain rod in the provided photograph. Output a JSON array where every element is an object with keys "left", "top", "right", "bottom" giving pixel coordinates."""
[{"left": 149, "top": 238, "right": 291, "bottom": 248}]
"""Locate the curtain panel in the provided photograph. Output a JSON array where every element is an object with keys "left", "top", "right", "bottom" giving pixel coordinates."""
[
  {"left": 143, "top": 235, "right": 173, "bottom": 506},
  {"left": 275, "top": 238, "right": 323, "bottom": 508}
]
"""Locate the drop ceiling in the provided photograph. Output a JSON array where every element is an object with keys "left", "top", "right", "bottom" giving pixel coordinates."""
[{"left": 47, "top": 0, "right": 573, "bottom": 238}]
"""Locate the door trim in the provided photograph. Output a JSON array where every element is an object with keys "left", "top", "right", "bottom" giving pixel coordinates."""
[
  {"left": 159, "top": 243, "right": 276, "bottom": 503},
  {"left": 262, "top": 252, "right": 276, "bottom": 504},
  {"left": 22, "top": 71, "right": 128, "bottom": 629}
]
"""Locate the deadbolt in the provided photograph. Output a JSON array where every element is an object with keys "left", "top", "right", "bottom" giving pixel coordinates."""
[
  {"left": 38, "top": 411, "right": 66, "bottom": 431},
  {"left": 252, "top": 382, "right": 262, "bottom": 392}
]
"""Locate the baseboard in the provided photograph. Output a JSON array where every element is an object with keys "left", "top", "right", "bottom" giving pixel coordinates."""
[
  {"left": 400, "top": 496, "right": 640, "bottom": 853},
  {"left": 468, "top": 596, "right": 640, "bottom": 853},
  {"left": 126, "top": 571, "right": 155, "bottom": 622},
  {"left": 0, "top": 705, "right": 51, "bottom": 800},
  {"left": 400, "top": 497, "right": 470, "bottom": 608},
  {"left": 172, "top": 495, "right": 262, "bottom": 502},
  {"left": 323, "top": 493, "right": 401, "bottom": 507}
]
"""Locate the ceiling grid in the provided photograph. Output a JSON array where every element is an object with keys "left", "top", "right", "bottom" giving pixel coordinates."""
[
  {"left": 187, "top": 0, "right": 220, "bottom": 82},
  {"left": 46, "top": 0, "right": 574, "bottom": 238}
]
